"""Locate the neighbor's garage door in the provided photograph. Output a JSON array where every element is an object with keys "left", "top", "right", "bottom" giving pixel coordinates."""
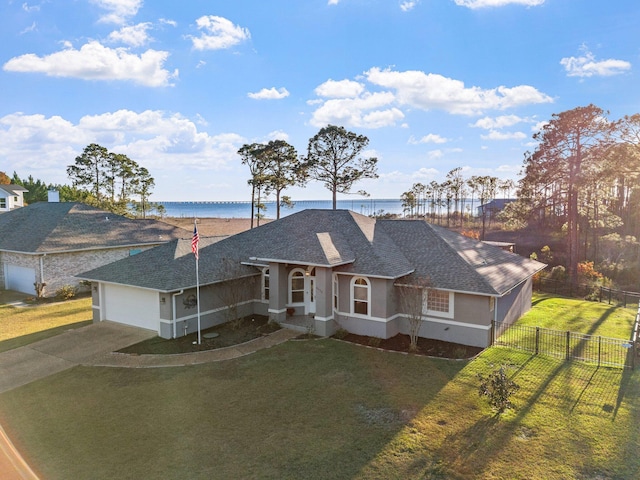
[
  {"left": 103, "top": 284, "right": 159, "bottom": 333},
  {"left": 5, "top": 264, "right": 36, "bottom": 295}
]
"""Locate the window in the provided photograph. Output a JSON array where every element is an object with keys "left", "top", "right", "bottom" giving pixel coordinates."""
[
  {"left": 333, "top": 274, "right": 339, "bottom": 311},
  {"left": 423, "top": 289, "right": 453, "bottom": 317},
  {"left": 352, "top": 277, "right": 370, "bottom": 316},
  {"left": 0, "top": 198, "right": 5, "bottom": 209},
  {"left": 289, "top": 269, "right": 304, "bottom": 304},
  {"left": 489, "top": 297, "right": 495, "bottom": 312},
  {"left": 263, "top": 268, "right": 270, "bottom": 301}
]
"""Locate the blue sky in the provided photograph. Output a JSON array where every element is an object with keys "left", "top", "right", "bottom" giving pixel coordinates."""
[{"left": 1, "top": 0, "right": 638, "bottom": 202}]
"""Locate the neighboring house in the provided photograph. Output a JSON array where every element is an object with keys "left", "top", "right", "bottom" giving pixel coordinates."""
[
  {"left": 0, "top": 201, "right": 185, "bottom": 296},
  {"left": 0, "top": 184, "right": 28, "bottom": 213},
  {"left": 79, "top": 209, "right": 545, "bottom": 348},
  {"left": 477, "top": 198, "right": 516, "bottom": 220}
]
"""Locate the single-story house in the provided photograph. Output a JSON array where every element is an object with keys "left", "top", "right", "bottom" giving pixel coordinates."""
[
  {"left": 0, "top": 184, "right": 28, "bottom": 213},
  {"left": 0, "top": 201, "right": 185, "bottom": 296},
  {"left": 79, "top": 209, "right": 545, "bottom": 348},
  {"left": 476, "top": 198, "right": 516, "bottom": 220}
]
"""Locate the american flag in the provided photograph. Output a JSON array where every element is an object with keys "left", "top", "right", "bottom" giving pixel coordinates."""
[{"left": 191, "top": 222, "right": 199, "bottom": 260}]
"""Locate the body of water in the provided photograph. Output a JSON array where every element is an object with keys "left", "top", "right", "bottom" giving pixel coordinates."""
[
  {"left": 158, "top": 198, "right": 480, "bottom": 219},
  {"left": 159, "top": 199, "right": 404, "bottom": 218}
]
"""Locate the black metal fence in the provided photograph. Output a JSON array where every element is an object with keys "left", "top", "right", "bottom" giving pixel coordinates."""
[
  {"left": 494, "top": 321, "right": 636, "bottom": 369},
  {"left": 534, "top": 278, "right": 640, "bottom": 308}
]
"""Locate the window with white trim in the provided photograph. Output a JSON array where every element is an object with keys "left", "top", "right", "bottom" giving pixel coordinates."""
[
  {"left": 333, "top": 274, "right": 339, "bottom": 312},
  {"left": 352, "top": 277, "right": 370, "bottom": 316},
  {"left": 289, "top": 269, "right": 305, "bottom": 304},
  {"left": 263, "top": 268, "right": 270, "bottom": 301},
  {"left": 423, "top": 289, "right": 453, "bottom": 317},
  {"left": 0, "top": 198, "right": 6, "bottom": 209}
]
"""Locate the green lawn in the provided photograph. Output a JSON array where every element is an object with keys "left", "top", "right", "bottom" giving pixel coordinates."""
[
  {"left": 1, "top": 293, "right": 639, "bottom": 479},
  {"left": 0, "top": 292, "right": 92, "bottom": 353},
  {"left": 1, "top": 340, "right": 639, "bottom": 479},
  {"left": 519, "top": 293, "right": 636, "bottom": 338}
]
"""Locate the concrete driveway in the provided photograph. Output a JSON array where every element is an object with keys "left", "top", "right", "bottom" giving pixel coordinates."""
[{"left": 0, "top": 321, "right": 155, "bottom": 394}]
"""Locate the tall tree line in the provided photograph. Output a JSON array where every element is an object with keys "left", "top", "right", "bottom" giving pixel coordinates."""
[
  {"left": 510, "top": 105, "right": 640, "bottom": 285},
  {"left": 66, "top": 143, "right": 156, "bottom": 217}
]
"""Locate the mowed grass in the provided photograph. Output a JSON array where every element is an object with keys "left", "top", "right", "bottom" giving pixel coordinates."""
[
  {"left": 0, "top": 293, "right": 639, "bottom": 479},
  {"left": 0, "top": 291, "right": 92, "bottom": 353},
  {"left": 519, "top": 292, "right": 636, "bottom": 338},
  {"left": 0, "top": 340, "right": 639, "bottom": 479}
]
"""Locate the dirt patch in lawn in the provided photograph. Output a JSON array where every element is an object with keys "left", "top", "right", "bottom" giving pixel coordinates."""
[{"left": 338, "top": 332, "right": 484, "bottom": 359}]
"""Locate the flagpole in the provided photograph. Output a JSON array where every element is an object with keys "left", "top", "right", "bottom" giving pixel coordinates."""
[
  {"left": 196, "top": 253, "right": 201, "bottom": 345},
  {"left": 191, "top": 219, "right": 202, "bottom": 345}
]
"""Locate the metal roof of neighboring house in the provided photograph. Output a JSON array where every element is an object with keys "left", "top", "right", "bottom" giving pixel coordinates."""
[
  {"left": 0, "top": 201, "right": 184, "bottom": 253},
  {"left": 78, "top": 209, "right": 545, "bottom": 296}
]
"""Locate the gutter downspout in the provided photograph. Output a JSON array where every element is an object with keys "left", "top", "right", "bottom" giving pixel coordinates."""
[
  {"left": 493, "top": 296, "right": 499, "bottom": 345},
  {"left": 172, "top": 290, "right": 184, "bottom": 339},
  {"left": 39, "top": 254, "right": 46, "bottom": 295}
]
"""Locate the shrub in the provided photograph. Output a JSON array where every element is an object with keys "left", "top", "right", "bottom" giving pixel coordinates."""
[
  {"left": 333, "top": 328, "right": 349, "bottom": 339},
  {"left": 478, "top": 365, "right": 520, "bottom": 414},
  {"left": 56, "top": 285, "right": 77, "bottom": 300}
]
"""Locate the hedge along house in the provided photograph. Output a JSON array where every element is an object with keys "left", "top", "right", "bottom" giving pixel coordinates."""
[
  {"left": 79, "top": 209, "right": 545, "bottom": 348},
  {"left": 0, "top": 201, "right": 185, "bottom": 296}
]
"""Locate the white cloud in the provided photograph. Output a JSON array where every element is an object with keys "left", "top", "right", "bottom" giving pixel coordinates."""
[
  {"left": 0, "top": 110, "right": 247, "bottom": 188},
  {"left": 480, "top": 130, "right": 527, "bottom": 140},
  {"left": 310, "top": 91, "right": 403, "bottom": 128},
  {"left": 454, "top": 0, "right": 544, "bottom": 8},
  {"left": 328, "top": 0, "right": 340, "bottom": 5},
  {"left": 309, "top": 67, "right": 551, "bottom": 128},
  {"left": 247, "top": 87, "right": 290, "bottom": 100},
  {"left": 426, "top": 150, "right": 444, "bottom": 160},
  {"left": 560, "top": 47, "right": 631, "bottom": 77},
  {"left": 20, "top": 22, "right": 37, "bottom": 35},
  {"left": 22, "top": 3, "right": 40, "bottom": 13},
  {"left": 108, "top": 23, "right": 152, "bottom": 47},
  {"left": 400, "top": 1, "right": 420, "bottom": 11},
  {"left": 314, "top": 79, "right": 365, "bottom": 98},
  {"left": 365, "top": 67, "right": 552, "bottom": 115},
  {"left": 266, "top": 130, "right": 290, "bottom": 142},
  {"left": 91, "top": 0, "right": 143, "bottom": 24},
  {"left": 3, "top": 41, "right": 176, "bottom": 87},
  {"left": 190, "top": 16, "right": 250, "bottom": 51},
  {"left": 471, "top": 115, "right": 525, "bottom": 129},
  {"left": 409, "top": 133, "right": 449, "bottom": 144}
]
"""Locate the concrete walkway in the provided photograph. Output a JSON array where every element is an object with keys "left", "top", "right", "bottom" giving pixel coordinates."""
[{"left": 0, "top": 321, "right": 298, "bottom": 394}]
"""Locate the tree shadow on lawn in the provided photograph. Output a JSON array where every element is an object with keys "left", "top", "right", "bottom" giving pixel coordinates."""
[{"left": 435, "top": 348, "right": 635, "bottom": 479}]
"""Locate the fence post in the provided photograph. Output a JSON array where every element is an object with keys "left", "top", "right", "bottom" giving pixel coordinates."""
[
  {"left": 566, "top": 331, "right": 570, "bottom": 361},
  {"left": 597, "top": 336, "right": 601, "bottom": 367},
  {"left": 624, "top": 292, "right": 627, "bottom": 308},
  {"left": 535, "top": 327, "right": 540, "bottom": 355},
  {"left": 608, "top": 288, "right": 612, "bottom": 305},
  {"left": 599, "top": 286, "right": 602, "bottom": 303}
]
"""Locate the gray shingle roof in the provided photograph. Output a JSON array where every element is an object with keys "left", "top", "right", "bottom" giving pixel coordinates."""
[
  {"left": 382, "top": 220, "right": 545, "bottom": 295},
  {"left": 78, "top": 209, "right": 545, "bottom": 295},
  {"left": 0, "top": 202, "right": 184, "bottom": 253}
]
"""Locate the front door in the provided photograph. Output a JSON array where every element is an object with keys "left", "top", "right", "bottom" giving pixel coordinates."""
[{"left": 305, "top": 274, "right": 316, "bottom": 315}]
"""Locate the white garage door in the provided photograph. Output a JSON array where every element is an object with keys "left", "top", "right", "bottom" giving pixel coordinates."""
[
  {"left": 103, "top": 284, "right": 159, "bottom": 333},
  {"left": 5, "top": 264, "right": 36, "bottom": 295}
]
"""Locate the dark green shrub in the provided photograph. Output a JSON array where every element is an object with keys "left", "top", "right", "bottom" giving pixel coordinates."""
[{"left": 478, "top": 365, "right": 520, "bottom": 414}]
